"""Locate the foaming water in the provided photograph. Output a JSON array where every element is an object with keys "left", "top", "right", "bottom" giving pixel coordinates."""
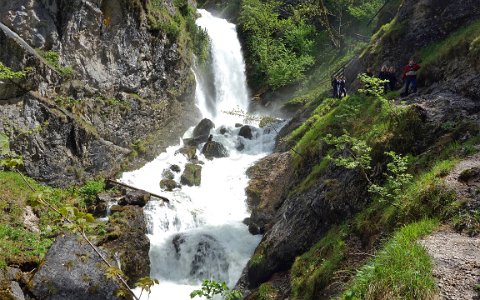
[
  {"left": 195, "top": 9, "right": 250, "bottom": 123},
  {"left": 120, "top": 10, "right": 281, "bottom": 299}
]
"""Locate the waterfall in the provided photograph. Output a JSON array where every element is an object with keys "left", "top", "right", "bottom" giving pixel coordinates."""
[{"left": 120, "top": 10, "right": 283, "bottom": 299}]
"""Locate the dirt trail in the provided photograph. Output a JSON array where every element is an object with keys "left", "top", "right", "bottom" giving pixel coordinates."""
[{"left": 420, "top": 151, "right": 480, "bottom": 300}]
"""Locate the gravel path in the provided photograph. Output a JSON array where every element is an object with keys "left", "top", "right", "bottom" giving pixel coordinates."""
[
  {"left": 420, "top": 230, "right": 480, "bottom": 300},
  {"left": 420, "top": 151, "right": 480, "bottom": 300}
]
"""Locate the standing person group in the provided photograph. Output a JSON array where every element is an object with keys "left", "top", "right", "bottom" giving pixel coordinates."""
[
  {"left": 378, "top": 65, "right": 397, "bottom": 92},
  {"left": 331, "top": 75, "right": 347, "bottom": 98}
]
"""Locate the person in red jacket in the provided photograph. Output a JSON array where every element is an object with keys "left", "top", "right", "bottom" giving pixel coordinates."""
[{"left": 402, "top": 59, "right": 421, "bottom": 96}]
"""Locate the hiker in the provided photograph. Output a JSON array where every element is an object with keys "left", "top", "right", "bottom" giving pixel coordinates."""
[
  {"left": 378, "top": 65, "right": 390, "bottom": 92},
  {"left": 402, "top": 59, "right": 420, "bottom": 96},
  {"left": 388, "top": 66, "right": 397, "bottom": 91},
  {"left": 338, "top": 75, "right": 347, "bottom": 98},
  {"left": 366, "top": 67, "right": 374, "bottom": 77},
  {"left": 331, "top": 76, "right": 339, "bottom": 98}
]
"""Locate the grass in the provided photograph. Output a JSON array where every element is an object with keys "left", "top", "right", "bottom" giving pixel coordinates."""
[
  {"left": 0, "top": 171, "right": 107, "bottom": 269},
  {"left": 341, "top": 219, "right": 438, "bottom": 300},
  {"left": 419, "top": 19, "right": 480, "bottom": 72},
  {"left": 291, "top": 226, "right": 347, "bottom": 300}
]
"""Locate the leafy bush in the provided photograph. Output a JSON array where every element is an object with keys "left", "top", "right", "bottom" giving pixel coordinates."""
[
  {"left": 0, "top": 62, "right": 27, "bottom": 80},
  {"left": 239, "top": 0, "right": 315, "bottom": 89},
  {"left": 78, "top": 179, "right": 105, "bottom": 205}
]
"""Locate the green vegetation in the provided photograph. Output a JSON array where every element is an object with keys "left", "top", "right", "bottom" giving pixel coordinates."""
[
  {"left": 78, "top": 179, "right": 106, "bottom": 207},
  {"left": 239, "top": 0, "right": 385, "bottom": 90},
  {"left": 148, "top": 0, "right": 209, "bottom": 62},
  {"left": 0, "top": 62, "right": 28, "bottom": 80},
  {"left": 190, "top": 279, "right": 242, "bottom": 300},
  {"left": 239, "top": 0, "right": 315, "bottom": 88},
  {"left": 257, "top": 282, "right": 278, "bottom": 300},
  {"left": 38, "top": 50, "right": 74, "bottom": 78},
  {"left": 282, "top": 60, "right": 478, "bottom": 299},
  {"left": 291, "top": 226, "right": 347, "bottom": 300},
  {"left": 342, "top": 220, "right": 438, "bottom": 300}
]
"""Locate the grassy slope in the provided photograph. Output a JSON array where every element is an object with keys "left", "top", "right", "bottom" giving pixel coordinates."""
[
  {"left": 0, "top": 170, "right": 105, "bottom": 269},
  {"left": 280, "top": 18, "right": 480, "bottom": 300}
]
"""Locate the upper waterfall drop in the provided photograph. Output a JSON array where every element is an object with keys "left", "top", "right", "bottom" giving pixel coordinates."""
[{"left": 195, "top": 10, "right": 250, "bottom": 122}]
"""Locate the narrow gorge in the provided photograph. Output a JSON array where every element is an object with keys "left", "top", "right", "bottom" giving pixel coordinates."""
[{"left": 0, "top": 0, "right": 479, "bottom": 300}]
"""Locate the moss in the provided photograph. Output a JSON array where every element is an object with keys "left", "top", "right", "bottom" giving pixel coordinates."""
[
  {"left": 258, "top": 283, "right": 278, "bottom": 300},
  {"left": 418, "top": 19, "right": 480, "bottom": 79},
  {"left": 291, "top": 226, "right": 347, "bottom": 300}
]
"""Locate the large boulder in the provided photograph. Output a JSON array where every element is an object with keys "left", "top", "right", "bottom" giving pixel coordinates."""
[
  {"left": 101, "top": 206, "right": 150, "bottom": 286},
  {"left": 245, "top": 152, "right": 294, "bottom": 234},
  {"left": 184, "top": 118, "right": 215, "bottom": 146},
  {"left": 30, "top": 234, "right": 125, "bottom": 300},
  {"left": 181, "top": 163, "right": 202, "bottom": 186},
  {"left": 238, "top": 125, "right": 253, "bottom": 139},
  {"left": 193, "top": 118, "right": 215, "bottom": 139},
  {"left": 201, "top": 140, "right": 229, "bottom": 159},
  {"left": 118, "top": 190, "right": 150, "bottom": 207}
]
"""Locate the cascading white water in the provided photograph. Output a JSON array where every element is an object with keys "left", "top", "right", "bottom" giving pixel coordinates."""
[
  {"left": 195, "top": 10, "right": 250, "bottom": 123},
  {"left": 120, "top": 10, "right": 282, "bottom": 299}
]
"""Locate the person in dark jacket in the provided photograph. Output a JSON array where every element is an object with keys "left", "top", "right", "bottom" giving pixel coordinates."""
[
  {"left": 378, "top": 65, "right": 390, "bottom": 93},
  {"left": 402, "top": 59, "right": 420, "bottom": 96},
  {"left": 338, "top": 75, "right": 347, "bottom": 98},
  {"left": 388, "top": 66, "right": 397, "bottom": 91},
  {"left": 331, "top": 76, "right": 339, "bottom": 98}
]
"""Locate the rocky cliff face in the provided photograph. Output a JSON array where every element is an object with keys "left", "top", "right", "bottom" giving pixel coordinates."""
[
  {"left": 0, "top": 0, "right": 199, "bottom": 186},
  {"left": 238, "top": 0, "right": 480, "bottom": 298}
]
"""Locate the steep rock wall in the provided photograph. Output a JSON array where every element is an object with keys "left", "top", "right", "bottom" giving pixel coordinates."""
[{"left": 0, "top": 0, "right": 199, "bottom": 186}]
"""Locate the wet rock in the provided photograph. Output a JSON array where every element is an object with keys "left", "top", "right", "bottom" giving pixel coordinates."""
[
  {"left": 236, "top": 140, "right": 245, "bottom": 151},
  {"left": 162, "top": 169, "right": 175, "bottom": 180},
  {"left": 118, "top": 190, "right": 150, "bottom": 207},
  {"left": 160, "top": 179, "right": 178, "bottom": 191},
  {"left": 170, "top": 164, "right": 181, "bottom": 173},
  {"left": 239, "top": 125, "right": 253, "bottom": 139},
  {"left": 181, "top": 163, "right": 202, "bottom": 186},
  {"left": 109, "top": 205, "right": 126, "bottom": 214},
  {"left": 219, "top": 126, "right": 228, "bottom": 135},
  {"left": 201, "top": 139, "right": 229, "bottom": 159},
  {"left": 239, "top": 165, "right": 369, "bottom": 290},
  {"left": 243, "top": 218, "right": 262, "bottom": 235},
  {"left": 190, "top": 118, "right": 215, "bottom": 145},
  {"left": 30, "top": 234, "right": 124, "bottom": 300},
  {"left": 102, "top": 206, "right": 150, "bottom": 286},
  {"left": 235, "top": 123, "right": 243, "bottom": 128},
  {"left": 177, "top": 146, "right": 198, "bottom": 161},
  {"left": 172, "top": 233, "right": 186, "bottom": 259},
  {"left": 172, "top": 233, "right": 229, "bottom": 282},
  {"left": 88, "top": 192, "right": 119, "bottom": 217},
  {"left": 245, "top": 152, "right": 294, "bottom": 233}
]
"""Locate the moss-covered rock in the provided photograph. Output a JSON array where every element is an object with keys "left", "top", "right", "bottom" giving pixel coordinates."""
[
  {"left": 180, "top": 163, "right": 202, "bottom": 186},
  {"left": 160, "top": 179, "right": 179, "bottom": 191}
]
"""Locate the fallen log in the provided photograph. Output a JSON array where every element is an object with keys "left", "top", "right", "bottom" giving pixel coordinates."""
[{"left": 106, "top": 179, "right": 170, "bottom": 203}]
